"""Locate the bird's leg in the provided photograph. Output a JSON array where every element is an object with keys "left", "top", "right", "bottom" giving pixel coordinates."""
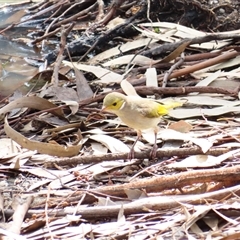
[
  {"left": 128, "top": 130, "right": 141, "bottom": 159},
  {"left": 150, "top": 128, "right": 159, "bottom": 159}
]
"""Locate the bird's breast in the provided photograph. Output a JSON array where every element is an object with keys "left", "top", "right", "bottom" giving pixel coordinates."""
[{"left": 117, "top": 107, "right": 160, "bottom": 130}]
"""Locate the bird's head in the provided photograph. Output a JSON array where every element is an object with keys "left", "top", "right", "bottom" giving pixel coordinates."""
[{"left": 102, "top": 92, "right": 126, "bottom": 113}]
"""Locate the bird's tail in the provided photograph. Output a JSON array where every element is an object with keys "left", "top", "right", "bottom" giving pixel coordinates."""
[{"left": 163, "top": 101, "right": 183, "bottom": 110}]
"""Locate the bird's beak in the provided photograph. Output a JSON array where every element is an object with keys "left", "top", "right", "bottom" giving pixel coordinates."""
[{"left": 101, "top": 106, "right": 108, "bottom": 112}]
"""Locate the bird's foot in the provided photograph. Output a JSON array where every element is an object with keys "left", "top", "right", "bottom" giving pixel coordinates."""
[
  {"left": 127, "top": 137, "right": 140, "bottom": 160},
  {"left": 128, "top": 148, "right": 135, "bottom": 160},
  {"left": 150, "top": 144, "right": 158, "bottom": 159}
]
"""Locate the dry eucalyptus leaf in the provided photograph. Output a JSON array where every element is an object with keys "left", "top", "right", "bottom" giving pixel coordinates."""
[
  {"left": 25, "top": 168, "right": 69, "bottom": 179},
  {"left": 62, "top": 100, "right": 79, "bottom": 115},
  {"left": 102, "top": 54, "right": 159, "bottom": 67},
  {"left": 90, "top": 134, "right": 130, "bottom": 153},
  {"left": 41, "top": 86, "right": 79, "bottom": 101},
  {"left": 121, "top": 79, "right": 139, "bottom": 96},
  {"left": 0, "top": 138, "right": 20, "bottom": 159},
  {"left": 4, "top": 118, "right": 81, "bottom": 157},
  {"left": 49, "top": 174, "right": 76, "bottom": 189},
  {"left": 96, "top": 196, "right": 117, "bottom": 206},
  {"left": 63, "top": 61, "right": 123, "bottom": 84},
  {"left": 140, "top": 21, "right": 206, "bottom": 37},
  {"left": 183, "top": 205, "right": 212, "bottom": 232},
  {"left": 121, "top": 204, "right": 133, "bottom": 224},
  {"left": 27, "top": 179, "right": 52, "bottom": 191},
  {"left": 141, "top": 129, "right": 159, "bottom": 144},
  {"left": 170, "top": 106, "right": 240, "bottom": 119},
  {"left": 203, "top": 216, "right": 219, "bottom": 231},
  {"left": 158, "top": 129, "right": 212, "bottom": 153},
  {"left": 89, "top": 38, "right": 159, "bottom": 64},
  {"left": 194, "top": 67, "right": 240, "bottom": 80},
  {"left": 47, "top": 165, "right": 94, "bottom": 189},
  {"left": 173, "top": 96, "right": 240, "bottom": 107},
  {"left": 209, "top": 55, "right": 240, "bottom": 71},
  {"left": 124, "top": 136, "right": 145, "bottom": 151},
  {"left": 91, "top": 142, "right": 108, "bottom": 154},
  {"left": 211, "top": 79, "right": 240, "bottom": 92},
  {"left": 124, "top": 189, "right": 147, "bottom": 200},
  {"left": 145, "top": 68, "right": 158, "bottom": 98},
  {"left": 145, "top": 68, "right": 158, "bottom": 88},
  {"left": 168, "top": 120, "right": 193, "bottom": 133},
  {"left": 0, "top": 96, "right": 64, "bottom": 118},
  {"left": 106, "top": 17, "right": 125, "bottom": 30},
  {"left": 78, "top": 161, "right": 135, "bottom": 179},
  {"left": 194, "top": 55, "right": 240, "bottom": 75},
  {"left": 195, "top": 70, "right": 222, "bottom": 87},
  {"left": 160, "top": 40, "right": 191, "bottom": 63},
  {"left": 168, "top": 149, "right": 240, "bottom": 168},
  {"left": 139, "top": 22, "right": 231, "bottom": 49},
  {"left": 133, "top": 25, "right": 176, "bottom": 43},
  {"left": 74, "top": 67, "right": 94, "bottom": 101}
]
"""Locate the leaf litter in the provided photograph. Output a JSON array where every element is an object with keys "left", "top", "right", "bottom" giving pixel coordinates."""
[{"left": 0, "top": 0, "right": 240, "bottom": 239}]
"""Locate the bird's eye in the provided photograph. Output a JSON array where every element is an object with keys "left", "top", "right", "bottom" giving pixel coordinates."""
[{"left": 112, "top": 102, "right": 117, "bottom": 106}]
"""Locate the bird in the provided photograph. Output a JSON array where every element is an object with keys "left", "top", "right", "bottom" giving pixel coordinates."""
[{"left": 102, "top": 92, "right": 181, "bottom": 159}]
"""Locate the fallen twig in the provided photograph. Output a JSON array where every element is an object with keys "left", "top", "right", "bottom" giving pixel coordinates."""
[{"left": 44, "top": 147, "right": 230, "bottom": 167}]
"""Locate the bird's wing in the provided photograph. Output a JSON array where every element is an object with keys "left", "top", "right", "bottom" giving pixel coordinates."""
[{"left": 135, "top": 100, "right": 169, "bottom": 118}]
